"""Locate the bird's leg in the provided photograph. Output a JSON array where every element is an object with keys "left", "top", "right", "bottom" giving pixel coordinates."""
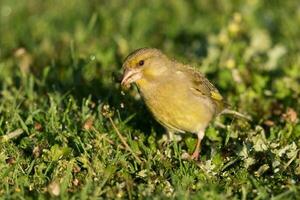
[
  {"left": 158, "top": 130, "right": 182, "bottom": 146},
  {"left": 168, "top": 130, "right": 175, "bottom": 141},
  {"left": 168, "top": 130, "right": 182, "bottom": 142},
  {"left": 158, "top": 130, "right": 173, "bottom": 146},
  {"left": 190, "top": 129, "right": 205, "bottom": 160}
]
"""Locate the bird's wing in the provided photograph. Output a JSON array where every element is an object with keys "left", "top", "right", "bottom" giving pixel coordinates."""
[{"left": 178, "top": 65, "right": 225, "bottom": 114}]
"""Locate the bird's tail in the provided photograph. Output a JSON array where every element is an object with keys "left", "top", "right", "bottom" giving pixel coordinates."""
[{"left": 220, "top": 109, "right": 252, "bottom": 121}]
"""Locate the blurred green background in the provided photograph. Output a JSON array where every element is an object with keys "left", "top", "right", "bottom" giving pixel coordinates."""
[{"left": 0, "top": 0, "right": 300, "bottom": 199}]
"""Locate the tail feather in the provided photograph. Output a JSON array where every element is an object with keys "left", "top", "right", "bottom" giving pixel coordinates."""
[{"left": 220, "top": 109, "right": 252, "bottom": 121}]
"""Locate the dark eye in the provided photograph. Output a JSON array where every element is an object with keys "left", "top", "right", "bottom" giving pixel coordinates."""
[{"left": 138, "top": 60, "right": 144, "bottom": 66}]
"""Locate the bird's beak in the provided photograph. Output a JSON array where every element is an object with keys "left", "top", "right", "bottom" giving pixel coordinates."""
[{"left": 121, "top": 68, "right": 142, "bottom": 87}]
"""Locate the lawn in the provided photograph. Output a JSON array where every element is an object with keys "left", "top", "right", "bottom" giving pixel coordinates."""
[{"left": 0, "top": 0, "right": 300, "bottom": 199}]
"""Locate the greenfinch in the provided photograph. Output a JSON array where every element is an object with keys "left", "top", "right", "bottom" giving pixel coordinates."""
[{"left": 121, "top": 48, "right": 226, "bottom": 160}]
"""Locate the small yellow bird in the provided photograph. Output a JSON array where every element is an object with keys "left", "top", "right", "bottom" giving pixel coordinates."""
[{"left": 121, "top": 48, "right": 238, "bottom": 160}]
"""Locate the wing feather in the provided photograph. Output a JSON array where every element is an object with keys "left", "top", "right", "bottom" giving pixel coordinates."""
[{"left": 176, "top": 64, "right": 225, "bottom": 113}]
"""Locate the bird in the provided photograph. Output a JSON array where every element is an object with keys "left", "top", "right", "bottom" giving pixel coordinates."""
[{"left": 120, "top": 48, "right": 247, "bottom": 160}]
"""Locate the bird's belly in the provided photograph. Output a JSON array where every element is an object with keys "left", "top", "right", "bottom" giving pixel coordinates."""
[{"left": 143, "top": 90, "right": 213, "bottom": 133}]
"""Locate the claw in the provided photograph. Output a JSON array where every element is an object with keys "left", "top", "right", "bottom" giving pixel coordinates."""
[{"left": 190, "top": 150, "right": 200, "bottom": 160}]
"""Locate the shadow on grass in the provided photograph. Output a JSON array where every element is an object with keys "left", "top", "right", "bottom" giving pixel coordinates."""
[{"left": 40, "top": 57, "right": 166, "bottom": 138}]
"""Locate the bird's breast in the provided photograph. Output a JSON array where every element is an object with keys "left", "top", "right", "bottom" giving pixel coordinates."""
[{"left": 137, "top": 78, "right": 214, "bottom": 133}]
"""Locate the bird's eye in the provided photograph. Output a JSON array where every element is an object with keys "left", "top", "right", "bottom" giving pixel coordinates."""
[{"left": 138, "top": 60, "right": 144, "bottom": 66}]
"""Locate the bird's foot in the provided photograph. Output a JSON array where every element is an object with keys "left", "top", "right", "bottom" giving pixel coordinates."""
[
  {"left": 190, "top": 150, "right": 199, "bottom": 160},
  {"left": 158, "top": 134, "right": 171, "bottom": 147},
  {"left": 181, "top": 151, "right": 200, "bottom": 161}
]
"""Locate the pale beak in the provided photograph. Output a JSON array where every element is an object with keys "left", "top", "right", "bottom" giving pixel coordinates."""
[{"left": 121, "top": 68, "right": 142, "bottom": 87}]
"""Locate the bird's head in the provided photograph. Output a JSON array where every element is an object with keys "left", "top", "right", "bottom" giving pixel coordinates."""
[{"left": 121, "top": 48, "right": 170, "bottom": 87}]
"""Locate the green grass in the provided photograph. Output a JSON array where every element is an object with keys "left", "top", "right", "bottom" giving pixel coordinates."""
[{"left": 0, "top": 0, "right": 300, "bottom": 199}]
